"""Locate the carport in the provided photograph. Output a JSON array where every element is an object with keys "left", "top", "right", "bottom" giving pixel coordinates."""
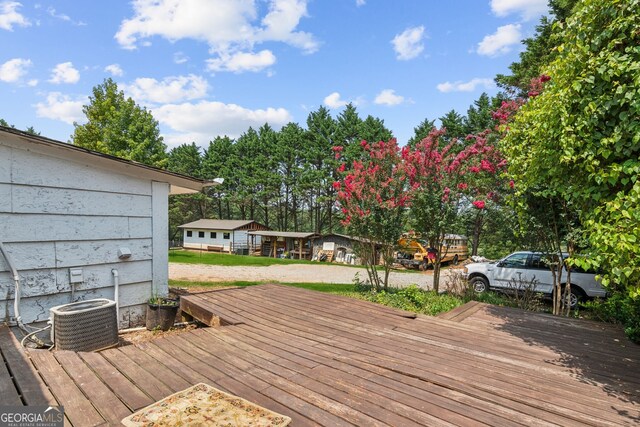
[{"left": 248, "top": 231, "right": 320, "bottom": 259}]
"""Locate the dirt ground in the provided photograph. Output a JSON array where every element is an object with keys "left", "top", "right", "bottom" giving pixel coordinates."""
[
  {"left": 169, "top": 262, "right": 446, "bottom": 289},
  {"left": 117, "top": 323, "right": 199, "bottom": 346}
]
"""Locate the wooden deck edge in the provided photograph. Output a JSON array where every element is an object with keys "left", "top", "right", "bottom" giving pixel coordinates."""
[
  {"left": 451, "top": 301, "right": 487, "bottom": 322},
  {"left": 180, "top": 297, "right": 222, "bottom": 327},
  {"left": 437, "top": 301, "right": 479, "bottom": 320},
  {"left": 181, "top": 295, "right": 246, "bottom": 326}
]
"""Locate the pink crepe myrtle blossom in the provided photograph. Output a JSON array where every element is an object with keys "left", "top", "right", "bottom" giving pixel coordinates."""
[{"left": 472, "top": 200, "right": 486, "bottom": 209}]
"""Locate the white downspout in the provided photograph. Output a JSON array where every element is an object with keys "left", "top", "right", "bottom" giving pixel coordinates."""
[
  {"left": 0, "top": 242, "right": 25, "bottom": 330},
  {"left": 111, "top": 269, "right": 120, "bottom": 330}
]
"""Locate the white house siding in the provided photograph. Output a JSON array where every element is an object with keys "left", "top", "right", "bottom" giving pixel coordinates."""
[
  {"left": 0, "top": 138, "right": 160, "bottom": 328},
  {"left": 183, "top": 229, "right": 234, "bottom": 251},
  {"left": 152, "top": 182, "right": 169, "bottom": 297}
]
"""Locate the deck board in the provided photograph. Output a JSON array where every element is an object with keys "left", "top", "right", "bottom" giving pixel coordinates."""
[
  {"left": 53, "top": 351, "right": 131, "bottom": 425},
  {"left": 77, "top": 351, "right": 153, "bottom": 412},
  {"left": 1, "top": 284, "right": 638, "bottom": 426},
  {"left": 0, "top": 342, "right": 23, "bottom": 406},
  {"left": 0, "top": 327, "right": 57, "bottom": 406},
  {"left": 29, "top": 350, "right": 105, "bottom": 427},
  {"left": 197, "top": 286, "right": 636, "bottom": 425}
]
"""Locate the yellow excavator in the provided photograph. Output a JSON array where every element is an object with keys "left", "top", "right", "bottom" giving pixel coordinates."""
[{"left": 395, "top": 233, "right": 468, "bottom": 270}]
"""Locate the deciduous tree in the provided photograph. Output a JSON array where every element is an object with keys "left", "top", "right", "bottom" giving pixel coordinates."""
[
  {"left": 335, "top": 139, "right": 407, "bottom": 290},
  {"left": 502, "top": 0, "right": 640, "bottom": 315},
  {"left": 72, "top": 78, "right": 167, "bottom": 168},
  {"left": 404, "top": 128, "right": 507, "bottom": 291}
]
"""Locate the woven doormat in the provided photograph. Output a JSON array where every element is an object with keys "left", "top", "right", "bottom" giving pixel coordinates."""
[{"left": 122, "top": 383, "right": 291, "bottom": 427}]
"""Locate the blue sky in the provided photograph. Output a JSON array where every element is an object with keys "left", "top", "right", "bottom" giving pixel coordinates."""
[{"left": 0, "top": 0, "right": 549, "bottom": 149}]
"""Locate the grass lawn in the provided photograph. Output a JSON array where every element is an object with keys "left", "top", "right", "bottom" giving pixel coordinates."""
[
  {"left": 170, "top": 250, "right": 328, "bottom": 267},
  {"left": 169, "top": 279, "right": 358, "bottom": 294},
  {"left": 168, "top": 249, "right": 421, "bottom": 273}
]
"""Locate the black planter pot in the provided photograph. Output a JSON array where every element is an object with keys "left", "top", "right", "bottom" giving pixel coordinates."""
[{"left": 146, "top": 299, "right": 178, "bottom": 331}]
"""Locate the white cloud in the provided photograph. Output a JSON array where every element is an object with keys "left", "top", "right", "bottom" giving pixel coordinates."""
[
  {"left": 491, "top": 0, "right": 547, "bottom": 21},
  {"left": 255, "top": 0, "right": 318, "bottom": 53},
  {"left": 391, "top": 26, "right": 425, "bottom": 60},
  {"left": 207, "top": 50, "right": 276, "bottom": 73},
  {"left": 436, "top": 78, "right": 495, "bottom": 93},
  {"left": 374, "top": 89, "right": 404, "bottom": 106},
  {"left": 356, "top": 0, "right": 366, "bottom": 6},
  {"left": 476, "top": 24, "right": 521, "bottom": 57},
  {"left": 49, "top": 62, "right": 80, "bottom": 84},
  {"left": 173, "top": 51, "right": 189, "bottom": 64},
  {"left": 323, "top": 92, "right": 349, "bottom": 109},
  {"left": 104, "top": 63, "right": 124, "bottom": 76},
  {"left": 0, "top": 58, "right": 31, "bottom": 82},
  {"left": 115, "top": 0, "right": 318, "bottom": 72},
  {"left": 122, "top": 74, "right": 209, "bottom": 104},
  {"left": 35, "top": 92, "right": 86, "bottom": 124},
  {"left": 47, "top": 6, "right": 87, "bottom": 26},
  {"left": 154, "top": 100, "right": 292, "bottom": 147},
  {"left": 0, "top": 1, "right": 30, "bottom": 31},
  {"left": 27, "top": 79, "right": 37, "bottom": 87}
]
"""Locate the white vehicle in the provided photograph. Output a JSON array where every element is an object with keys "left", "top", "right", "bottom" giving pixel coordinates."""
[{"left": 463, "top": 251, "right": 607, "bottom": 307}]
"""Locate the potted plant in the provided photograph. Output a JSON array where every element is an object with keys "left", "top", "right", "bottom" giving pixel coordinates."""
[{"left": 146, "top": 294, "right": 179, "bottom": 331}]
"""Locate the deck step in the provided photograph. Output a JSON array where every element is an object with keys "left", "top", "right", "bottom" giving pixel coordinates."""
[
  {"left": 436, "top": 301, "right": 487, "bottom": 322},
  {"left": 180, "top": 293, "right": 245, "bottom": 326}
]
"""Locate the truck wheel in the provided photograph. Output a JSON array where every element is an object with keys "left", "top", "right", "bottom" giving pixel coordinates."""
[
  {"left": 470, "top": 276, "right": 489, "bottom": 293},
  {"left": 558, "top": 286, "right": 585, "bottom": 308}
]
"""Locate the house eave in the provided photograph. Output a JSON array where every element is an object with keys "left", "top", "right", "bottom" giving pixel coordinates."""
[{"left": 1, "top": 126, "right": 207, "bottom": 194}]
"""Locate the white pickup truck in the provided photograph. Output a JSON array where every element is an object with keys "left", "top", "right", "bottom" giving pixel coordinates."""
[{"left": 463, "top": 251, "right": 607, "bottom": 307}]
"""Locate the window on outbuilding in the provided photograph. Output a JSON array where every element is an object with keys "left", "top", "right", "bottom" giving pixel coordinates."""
[
  {"left": 223, "top": 232, "right": 230, "bottom": 239},
  {"left": 198, "top": 231, "right": 205, "bottom": 238},
  {"left": 186, "top": 230, "right": 192, "bottom": 237},
  {"left": 210, "top": 232, "right": 217, "bottom": 239}
]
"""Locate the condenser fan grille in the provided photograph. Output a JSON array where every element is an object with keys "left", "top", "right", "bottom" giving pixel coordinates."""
[{"left": 50, "top": 299, "right": 118, "bottom": 352}]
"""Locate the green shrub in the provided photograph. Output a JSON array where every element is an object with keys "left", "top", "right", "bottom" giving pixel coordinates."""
[
  {"left": 583, "top": 294, "right": 640, "bottom": 343},
  {"left": 357, "top": 284, "right": 462, "bottom": 316},
  {"left": 470, "top": 291, "right": 514, "bottom": 307}
]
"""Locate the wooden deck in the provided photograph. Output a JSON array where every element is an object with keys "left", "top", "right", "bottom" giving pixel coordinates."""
[{"left": 2, "top": 285, "right": 639, "bottom": 426}]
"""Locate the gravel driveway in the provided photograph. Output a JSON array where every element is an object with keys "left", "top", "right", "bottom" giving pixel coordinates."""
[{"left": 169, "top": 262, "right": 439, "bottom": 289}]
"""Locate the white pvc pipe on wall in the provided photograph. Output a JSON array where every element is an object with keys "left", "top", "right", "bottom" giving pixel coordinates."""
[
  {"left": 111, "top": 269, "right": 120, "bottom": 329},
  {"left": 0, "top": 241, "right": 24, "bottom": 329}
]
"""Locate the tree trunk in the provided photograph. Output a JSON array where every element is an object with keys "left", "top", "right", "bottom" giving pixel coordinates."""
[
  {"left": 292, "top": 195, "right": 298, "bottom": 231},
  {"left": 263, "top": 202, "right": 269, "bottom": 228},
  {"left": 472, "top": 211, "right": 484, "bottom": 256}
]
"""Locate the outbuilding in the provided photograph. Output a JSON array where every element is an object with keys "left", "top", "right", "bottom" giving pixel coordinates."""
[
  {"left": 178, "top": 219, "right": 270, "bottom": 253},
  {"left": 0, "top": 126, "right": 206, "bottom": 328},
  {"left": 248, "top": 231, "right": 320, "bottom": 259},
  {"left": 312, "top": 233, "right": 383, "bottom": 265}
]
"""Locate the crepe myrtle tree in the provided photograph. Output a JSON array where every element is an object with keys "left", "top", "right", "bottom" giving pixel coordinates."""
[
  {"left": 334, "top": 139, "right": 408, "bottom": 291},
  {"left": 403, "top": 128, "right": 507, "bottom": 292},
  {"left": 457, "top": 130, "right": 510, "bottom": 256}
]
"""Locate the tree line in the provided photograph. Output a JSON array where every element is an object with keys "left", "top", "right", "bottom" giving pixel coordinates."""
[
  {"left": 67, "top": 76, "right": 506, "bottom": 244},
  {"left": 164, "top": 95, "right": 508, "bottom": 243}
]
